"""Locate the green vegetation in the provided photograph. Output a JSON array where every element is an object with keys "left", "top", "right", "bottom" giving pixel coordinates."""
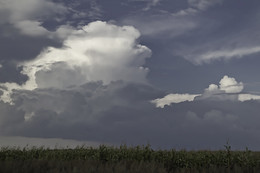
[{"left": 0, "top": 144, "right": 260, "bottom": 173}]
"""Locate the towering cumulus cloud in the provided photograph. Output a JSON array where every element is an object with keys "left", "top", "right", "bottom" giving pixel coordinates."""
[{"left": 0, "top": 21, "right": 151, "bottom": 103}]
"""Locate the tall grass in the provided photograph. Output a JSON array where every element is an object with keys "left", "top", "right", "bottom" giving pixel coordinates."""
[{"left": 0, "top": 144, "right": 259, "bottom": 172}]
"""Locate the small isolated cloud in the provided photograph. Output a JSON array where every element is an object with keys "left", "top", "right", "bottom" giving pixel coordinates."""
[
  {"left": 151, "top": 93, "right": 200, "bottom": 108},
  {"left": 152, "top": 75, "right": 260, "bottom": 108},
  {"left": 0, "top": 21, "right": 151, "bottom": 103}
]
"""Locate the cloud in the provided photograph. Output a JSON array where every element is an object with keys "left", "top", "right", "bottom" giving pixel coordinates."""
[
  {"left": 205, "top": 84, "right": 219, "bottom": 93},
  {"left": 202, "top": 75, "right": 244, "bottom": 96},
  {"left": 238, "top": 94, "right": 260, "bottom": 102},
  {"left": 0, "top": 21, "right": 151, "bottom": 103},
  {"left": 151, "top": 93, "right": 200, "bottom": 108},
  {"left": 0, "top": 0, "right": 100, "bottom": 40},
  {"left": 200, "top": 75, "right": 260, "bottom": 101},
  {"left": 123, "top": 14, "right": 198, "bottom": 37},
  {"left": 15, "top": 20, "right": 50, "bottom": 37},
  {"left": 194, "top": 46, "right": 260, "bottom": 64},
  {"left": 0, "top": 81, "right": 164, "bottom": 144},
  {"left": 152, "top": 75, "right": 260, "bottom": 108},
  {"left": 172, "top": 0, "right": 223, "bottom": 17},
  {"left": 143, "top": 0, "right": 162, "bottom": 11},
  {"left": 168, "top": 2, "right": 260, "bottom": 66},
  {"left": 24, "top": 21, "right": 151, "bottom": 87},
  {"left": 219, "top": 75, "right": 244, "bottom": 94},
  {"left": 0, "top": 0, "right": 69, "bottom": 38},
  {"left": 201, "top": 76, "right": 260, "bottom": 102},
  {"left": 2, "top": 0, "right": 260, "bottom": 150},
  {"left": 152, "top": 75, "right": 243, "bottom": 108},
  {"left": 0, "top": 0, "right": 67, "bottom": 21},
  {"left": 188, "top": 0, "right": 223, "bottom": 11},
  {"left": 172, "top": 8, "right": 198, "bottom": 17},
  {"left": 71, "top": 0, "right": 103, "bottom": 19},
  {"left": 1, "top": 81, "right": 260, "bottom": 150},
  {"left": 0, "top": 62, "right": 28, "bottom": 85},
  {"left": 1, "top": 77, "right": 260, "bottom": 150},
  {"left": 203, "top": 110, "right": 237, "bottom": 123}
]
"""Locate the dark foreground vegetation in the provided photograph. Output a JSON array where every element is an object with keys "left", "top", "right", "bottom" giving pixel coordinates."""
[{"left": 0, "top": 144, "right": 260, "bottom": 173}]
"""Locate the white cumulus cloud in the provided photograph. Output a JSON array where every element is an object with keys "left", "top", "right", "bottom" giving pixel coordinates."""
[
  {"left": 219, "top": 75, "right": 244, "bottom": 94},
  {"left": 204, "top": 75, "right": 243, "bottom": 94},
  {"left": 0, "top": 21, "right": 151, "bottom": 103}
]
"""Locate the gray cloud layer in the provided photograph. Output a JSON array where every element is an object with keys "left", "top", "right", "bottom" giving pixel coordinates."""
[{"left": 0, "top": 81, "right": 260, "bottom": 150}]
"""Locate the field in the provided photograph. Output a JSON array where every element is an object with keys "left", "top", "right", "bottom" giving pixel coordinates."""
[{"left": 0, "top": 144, "right": 260, "bottom": 173}]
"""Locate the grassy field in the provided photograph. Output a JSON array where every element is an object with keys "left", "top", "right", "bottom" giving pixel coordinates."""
[{"left": 0, "top": 144, "right": 259, "bottom": 173}]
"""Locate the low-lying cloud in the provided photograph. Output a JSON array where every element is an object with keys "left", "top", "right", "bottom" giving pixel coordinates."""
[{"left": 1, "top": 80, "right": 260, "bottom": 150}]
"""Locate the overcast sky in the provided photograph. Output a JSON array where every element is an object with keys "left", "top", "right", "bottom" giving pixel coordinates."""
[{"left": 1, "top": 0, "right": 260, "bottom": 150}]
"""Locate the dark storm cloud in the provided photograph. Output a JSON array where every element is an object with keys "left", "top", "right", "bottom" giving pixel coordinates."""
[
  {"left": 0, "top": 82, "right": 165, "bottom": 140},
  {"left": 0, "top": 81, "right": 260, "bottom": 150}
]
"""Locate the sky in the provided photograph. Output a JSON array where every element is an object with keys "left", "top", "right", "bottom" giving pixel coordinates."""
[{"left": 0, "top": 0, "right": 260, "bottom": 150}]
